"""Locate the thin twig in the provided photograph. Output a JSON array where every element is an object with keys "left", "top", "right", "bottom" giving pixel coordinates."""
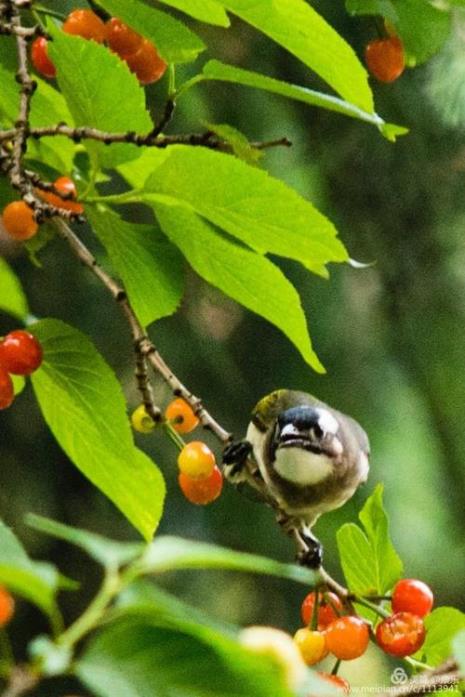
[{"left": 0, "top": 666, "right": 38, "bottom": 697}]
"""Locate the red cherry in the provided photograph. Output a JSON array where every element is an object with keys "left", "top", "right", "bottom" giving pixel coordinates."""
[
  {"left": 125, "top": 38, "right": 167, "bottom": 85},
  {"left": 301, "top": 591, "right": 343, "bottom": 628},
  {"left": 38, "top": 176, "right": 84, "bottom": 214},
  {"left": 325, "top": 616, "right": 369, "bottom": 661},
  {"left": 0, "top": 368, "right": 14, "bottom": 410},
  {"left": 365, "top": 36, "right": 405, "bottom": 83},
  {"left": 31, "top": 37, "right": 56, "bottom": 79},
  {"left": 0, "top": 587, "right": 14, "bottom": 625},
  {"left": 2, "top": 201, "right": 38, "bottom": 241},
  {"left": 392, "top": 579, "right": 434, "bottom": 618},
  {"left": 376, "top": 612, "right": 426, "bottom": 657},
  {"left": 178, "top": 465, "right": 223, "bottom": 505},
  {"left": 63, "top": 9, "right": 106, "bottom": 43},
  {"left": 0, "top": 330, "right": 43, "bottom": 376},
  {"left": 105, "top": 18, "right": 142, "bottom": 58}
]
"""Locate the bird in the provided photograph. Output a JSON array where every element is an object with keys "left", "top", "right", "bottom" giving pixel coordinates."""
[{"left": 222, "top": 389, "right": 370, "bottom": 568}]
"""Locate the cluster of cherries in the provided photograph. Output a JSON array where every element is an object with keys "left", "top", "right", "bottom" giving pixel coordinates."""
[
  {"left": 132, "top": 398, "right": 224, "bottom": 505},
  {"left": 293, "top": 578, "right": 433, "bottom": 692},
  {"left": 364, "top": 31, "right": 405, "bottom": 83},
  {"left": 0, "top": 330, "right": 43, "bottom": 410},
  {"left": 31, "top": 9, "right": 167, "bottom": 86},
  {"left": 1, "top": 176, "right": 83, "bottom": 243}
]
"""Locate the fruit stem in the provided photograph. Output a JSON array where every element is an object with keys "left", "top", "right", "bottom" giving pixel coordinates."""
[
  {"left": 164, "top": 421, "right": 185, "bottom": 451},
  {"left": 310, "top": 587, "right": 320, "bottom": 631},
  {"left": 331, "top": 658, "right": 341, "bottom": 676},
  {"left": 352, "top": 596, "right": 390, "bottom": 618}
]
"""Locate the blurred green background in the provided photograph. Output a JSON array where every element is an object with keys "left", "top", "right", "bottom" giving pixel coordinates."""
[{"left": 1, "top": 0, "right": 465, "bottom": 691}]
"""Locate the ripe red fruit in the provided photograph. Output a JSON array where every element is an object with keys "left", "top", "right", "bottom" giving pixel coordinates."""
[
  {"left": 0, "top": 368, "right": 14, "bottom": 410},
  {"left": 106, "top": 18, "right": 142, "bottom": 58},
  {"left": 392, "top": 579, "right": 434, "bottom": 618},
  {"left": 165, "top": 398, "right": 200, "bottom": 434},
  {"left": 125, "top": 38, "right": 167, "bottom": 84},
  {"left": 376, "top": 611, "right": 426, "bottom": 657},
  {"left": 38, "top": 176, "right": 84, "bottom": 214},
  {"left": 317, "top": 673, "right": 350, "bottom": 694},
  {"left": 325, "top": 616, "right": 369, "bottom": 661},
  {"left": 63, "top": 9, "right": 106, "bottom": 43},
  {"left": 365, "top": 36, "right": 405, "bottom": 83},
  {"left": 31, "top": 37, "right": 56, "bottom": 78},
  {"left": 2, "top": 201, "right": 38, "bottom": 241},
  {"left": 301, "top": 591, "right": 343, "bottom": 628},
  {"left": 0, "top": 587, "right": 14, "bottom": 625},
  {"left": 0, "top": 330, "right": 43, "bottom": 376},
  {"left": 179, "top": 465, "right": 223, "bottom": 505}
]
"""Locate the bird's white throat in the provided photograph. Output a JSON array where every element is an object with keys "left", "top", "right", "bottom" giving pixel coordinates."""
[{"left": 273, "top": 447, "right": 333, "bottom": 485}]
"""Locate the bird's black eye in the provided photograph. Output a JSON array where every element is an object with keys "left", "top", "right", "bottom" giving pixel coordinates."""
[{"left": 311, "top": 423, "right": 324, "bottom": 439}]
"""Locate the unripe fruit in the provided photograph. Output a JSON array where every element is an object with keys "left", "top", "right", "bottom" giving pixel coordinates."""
[
  {"left": 165, "top": 398, "right": 200, "bottom": 434},
  {"left": 392, "top": 579, "right": 434, "bottom": 618},
  {"left": 125, "top": 38, "right": 167, "bottom": 84},
  {"left": 31, "top": 37, "right": 56, "bottom": 78},
  {"left": 106, "top": 18, "right": 142, "bottom": 58},
  {"left": 2, "top": 201, "right": 38, "bottom": 241},
  {"left": 301, "top": 591, "right": 343, "bottom": 629},
  {"left": 38, "top": 176, "right": 84, "bottom": 214},
  {"left": 131, "top": 404, "right": 156, "bottom": 434},
  {"left": 365, "top": 37, "right": 405, "bottom": 83},
  {"left": 293, "top": 627, "right": 328, "bottom": 666},
  {"left": 240, "top": 626, "right": 307, "bottom": 691},
  {"left": 325, "top": 616, "right": 369, "bottom": 661},
  {"left": 0, "top": 368, "right": 14, "bottom": 410},
  {"left": 376, "top": 612, "right": 426, "bottom": 657},
  {"left": 0, "top": 330, "right": 43, "bottom": 376},
  {"left": 177, "top": 441, "right": 215, "bottom": 479},
  {"left": 317, "top": 673, "right": 350, "bottom": 694},
  {"left": 63, "top": 9, "right": 106, "bottom": 43},
  {"left": 178, "top": 465, "right": 223, "bottom": 505},
  {"left": 0, "top": 587, "right": 14, "bottom": 625}
]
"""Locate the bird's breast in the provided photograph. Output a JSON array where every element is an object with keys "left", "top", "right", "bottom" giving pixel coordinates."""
[{"left": 273, "top": 447, "right": 334, "bottom": 485}]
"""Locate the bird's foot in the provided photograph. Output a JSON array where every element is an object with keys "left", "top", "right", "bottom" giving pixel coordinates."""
[{"left": 296, "top": 542, "right": 323, "bottom": 569}]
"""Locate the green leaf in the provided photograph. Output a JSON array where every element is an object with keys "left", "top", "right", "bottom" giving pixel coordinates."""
[
  {"left": 47, "top": 29, "right": 153, "bottom": 169},
  {"left": 204, "top": 122, "right": 262, "bottom": 165},
  {"left": 157, "top": 0, "right": 230, "bottom": 26},
  {"left": 345, "top": 0, "right": 398, "bottom": 22},
  {"left": 0, "top": 519, "right": 61, "bottom": 619},
  {"left": 30, "top": 319, "right": 165, "bottom": 541},
  {"left": 221, "top": 0, "right": 373, "bottom": 112},
  {"left": 155, "top": 204, "right": 323, "bottom": 371},
  {"left": 453, "top": 629, "right": 465, "bottom": 673},
  {"left": 421, "top": 608, "right": 465, "bottom": 666},
  {"left": 97, "top": 0, "right": 205, "bottom": 63},
  {"left": 27, "top": 514, "right": 144, "bottom": 569},
  {"left": 202, "top": 60, "right": 395, "bottom": 135},
  {"left": 135, "top": 535, "right": 317, "bottom": 586},
  {"left": 76, "top": 618, "right": 297, "bottom": 697},
  {"left": 86, "top": 205, "right": 184, "bottom": 328},
  {"left": 140, "top": 145, "right": 348, "bottom": 277},
  {"left": 0, "top": 258, "right": 29, "bottom": 321},
  {"left": 337, "top": 484, "right": 403, "bottom": 596}
]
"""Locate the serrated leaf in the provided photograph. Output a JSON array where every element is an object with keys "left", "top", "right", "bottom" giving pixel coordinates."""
[
  {"left": 0, "top": 258, "right": 29, "bottom": 321},
  {"left": 76, "top": 618, "right": 296, "bottom": 697},
  {"left": 0, "top": 38, "right": 75, "bottom": 172},
  {"left": 140, "top": 145, "right": 347, "bottom": 277},
  {"left": 421, "top": 608, "right": 465, "bottom": 666},
  {"left": 27, "top": 514, "right": 143, "bottom": 569},
  {"left": 0, "top": 519, "right": 61, "bottom": 619},
  {"left": 136, "top": 536, "right": 317, "bottom": 586},
  {"left": 337, "top": 485, "right": 403, "bottom": 596},
  {"left": 86, "top": 205, "right": 184, "bottom": 328},
  {"left": 221, "top": 0, "right": 373, "bottom": 112},
  {"left": 30, "top": 319, "right": 165, "bottom": 541},
  {"left": 155, "top": 204, "right": 323, "bottom": 371},
  {"left": 47, "top": 29, "right": 153, "bottom": 169},
  {"left": 157, "top": 0, "right": 230, "bottom": 26},
  {"left": 97, "top": 0, "right": 205, "bottom": 63}
]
